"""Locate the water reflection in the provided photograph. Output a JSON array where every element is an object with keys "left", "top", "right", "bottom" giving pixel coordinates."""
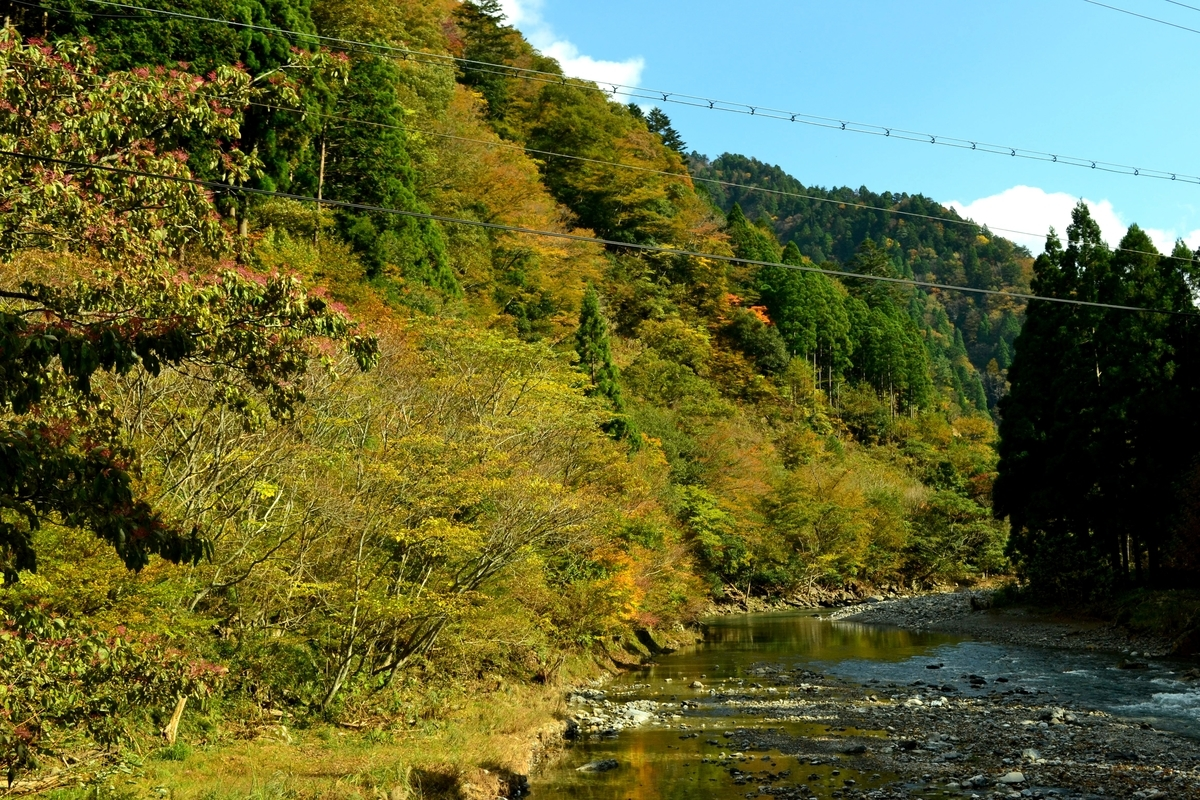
[
  {"left": 640, "top": 611, "right": 962, "bottom": 684},
  {"left": 537, "top": 612, "right": 951, "bottom": 799},
  {"left": 535, "top": 610, "right": 1200, "bottom": 799}
]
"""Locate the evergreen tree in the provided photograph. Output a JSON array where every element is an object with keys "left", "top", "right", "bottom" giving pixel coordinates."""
[
  {"left": 21, "top": 0, "right": 329, "bottom": 194},
  {"left": 453, "top": 0, "right": 517, "bottom": 121},
  {"left": 758, "top": 241, "right": 852, "bottom": 390},
  {"left": 326, "top": 55, "right": 458, "bottom": 296},
  {"left": 646, "top": 107, "right": 688, "bottom": 157},
  {"left": 995, "top": 205, "right": 1200, "bottom": 595},
  {"left": 994, "top": 338, "right": 1013, "bottom": 370},
  {"left": 726, "top": 203, "right": 781, "bottom": 263},
  {"left": 576, "top": 285, "right": 630, "bottom": 438},
  {"left": 842, "top": 241, "right": 933, "bottom": 411}
]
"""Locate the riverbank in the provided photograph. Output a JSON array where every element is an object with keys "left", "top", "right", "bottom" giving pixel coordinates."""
[
  {"left": 32, "top": 683, "right": 566, "bottom": 800},
  {"left": 833, "top": 591, "right": 1182, "bottom": 658},
  {"left": 84, "top": 630, "right": 701, "bottom": 800}
]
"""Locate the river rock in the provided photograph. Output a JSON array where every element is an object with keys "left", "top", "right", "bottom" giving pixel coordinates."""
[
  {"left": 621, "top": 708, "right": 653, "bottom": 724},
  {"left": 690, "top": 680, "right": 704, "bottom": 689},
  {"left": 576, "top": 759, "right": 619, "bottom": 772},
  {"left": 998, "top": 770, "right": 1025, "bottom": 784}
]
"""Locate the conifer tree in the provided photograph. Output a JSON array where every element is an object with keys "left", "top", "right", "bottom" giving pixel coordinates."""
[
  {"left": 327, "top": 55, "right": 458, "bottom": 296},
  {"left": 575, "top": 285, "right": 630, "bottom": 438},
  {"left": 646, "top": 107, "right": 688, "bottom": 157},
  {"left": 995, "top": 205, "right": 1200, "bottom": 594},
  {"left": 454, "top": 0, "right": 516, "bottom": 120}
]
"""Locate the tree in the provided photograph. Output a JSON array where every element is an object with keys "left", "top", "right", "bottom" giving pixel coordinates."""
[
  {"left": 0, "top": 29, "right": 376, "bottom": 579},
  {"left": 453, "top": 0, "right": 517, "bottom": 121},
  {"left": 646, "top": 107, "right": 687, "bottom": 157},
  {"left": 20, "top": 0, "right": 335, "bottom": 195},
  {"left": 575, "top": 284, "right": 629, "bottom": 437},
  {"left": 995, "top": 204, "right": 1200, "bottom": 595},
  {"left": 325, "top": 55, "right": 458, "bottom": 296},
  {"left": 840, "top": 241, "right": 933, "bottom": 412},
  {"left": 757, "top": 241, "right": 853, "bottom": 392}
]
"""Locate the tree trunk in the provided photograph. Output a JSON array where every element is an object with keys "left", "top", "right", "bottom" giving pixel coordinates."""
[{"left": 163, "top": 695, "right": 188, "bottom": 745}]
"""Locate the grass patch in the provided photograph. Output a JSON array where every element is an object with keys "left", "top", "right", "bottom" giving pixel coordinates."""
[
  {"left": 154, "top": 742, "right": 193, "bottom": 762},
  {"left": 127, "top": 682, "right": 566, "bottom": 799}
]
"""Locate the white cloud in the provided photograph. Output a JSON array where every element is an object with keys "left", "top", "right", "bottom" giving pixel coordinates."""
[
  {"left": 946, "top": 186, "right": 1200, "bottom": 256},
  {"left": 496, "top": 0, "right": 645, "bottom": 88}
]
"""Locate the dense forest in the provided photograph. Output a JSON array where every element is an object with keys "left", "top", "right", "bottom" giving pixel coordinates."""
[{"left": 1, "top": 0, "right": 1198, "bottom": 793}]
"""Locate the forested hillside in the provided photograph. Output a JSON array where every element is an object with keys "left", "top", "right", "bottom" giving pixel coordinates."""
[
  {"left": 692, "top": 153, "right": 1033, "bottom": 410},
  {"left": 1, "top": 0, "right": 1198, "bottom": 793}
]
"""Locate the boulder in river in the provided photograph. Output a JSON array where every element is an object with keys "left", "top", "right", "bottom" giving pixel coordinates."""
[{"left": 690, "top": 680, "right": 704, "bottom": 689}]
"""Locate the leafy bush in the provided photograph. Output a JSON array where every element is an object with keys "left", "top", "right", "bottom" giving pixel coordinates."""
[{"left": 0, "top": 606, "right": 224, "bottom": 781}]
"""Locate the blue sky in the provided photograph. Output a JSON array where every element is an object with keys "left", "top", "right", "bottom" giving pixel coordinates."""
[{"left": 497, "top": 0, "right": 1200, "bottom": 253}]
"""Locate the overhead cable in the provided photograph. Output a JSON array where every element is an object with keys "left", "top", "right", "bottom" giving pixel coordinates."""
[
  {"left": 1084, "top": 0, "right": 1200, "bottom": 32},
  {"left": 1162, "top": 0, "right": 1200, "bottom": 13},
  {"left": 4, "top": 49, "right": 1194, "bottom": 265},
  {"left": 37, "top": 0, "right": 1200, "bottom": 189},
  {"left": 7, "top": 54, "right": 1189, "bottom": 264},
  {"left": 1, "top": 147, "right": 1194, "bottom": 316}
]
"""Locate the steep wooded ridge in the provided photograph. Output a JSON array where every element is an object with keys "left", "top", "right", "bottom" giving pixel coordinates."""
[
  {"left": 692, "top": 152, "right": 1031, "bottom": 407},
  {"left": 0, "top": 0, "right": 1198, "bottom": 793}
]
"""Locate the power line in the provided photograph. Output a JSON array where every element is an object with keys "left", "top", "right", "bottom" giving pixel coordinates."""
[
  {"left": 1, "top": 50, "right": 1055, "bottom": 246},
  {"left": 4, "top": 48, "right": 1194, "bottom": 268},
  {"left": 208, "top": 101, "right": 1062, "bottom": 247},
  {"left": 1, "top": 147, "right": 1193, "bottom": 316},
  {"left": 9, "top": 52, "right": 1192, "bottom": 266},
  {"left": 33, "top": 0, "right": 1200, "bottom": 189},
  {"left": 1162, "top": 0, "right": 1200, "bottom": 13},
  {"left": 222, "top": 101, "right": 1200, "bottom": 264},
  {"left": 1083, "top": 0, "right": 1200, "bottom": 33}
]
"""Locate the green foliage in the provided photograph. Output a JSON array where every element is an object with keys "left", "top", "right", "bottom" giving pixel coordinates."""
[
  {"left": 697, "top": 153, "right": 1028, "bottom": 409},
  {"left": 575, "top": 284, "right": 629, "bottom": 437},
  {"left": 996, "top": 204, "right": 1200, "bottom": 597},
  {"left": 677, "top": 486, "right": 749, "bottom": 587},
  {"left": 724, "top": 307, "right": 789, "bottom": 375},
  {"left": 906, "top": 491, "right": 1008, "bottom": 581},
  {"left": 326, "top": 55, "right": 458, "bottom": 296},
  {"left": 22, "top": 0, "right": 331, "bottom": 194},
  {"left": 645, "top": 108, "right": 687, "bottom": 158},
  {"left": 452, "top": 0, "right": 518, "bottom": 121},
  {"left": 521, "top": 83, "right": 697, "bottom": 245},
  {"left": 0, "top": 604, "right": 222, "bottom": 780},
  {"left": 0, "top": 32, "right": 376, "bottom": 577}
]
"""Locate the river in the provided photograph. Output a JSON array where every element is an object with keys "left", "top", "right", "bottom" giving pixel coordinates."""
[{"left": 533, "top": 610, "right": 1200, "bottom": 799}]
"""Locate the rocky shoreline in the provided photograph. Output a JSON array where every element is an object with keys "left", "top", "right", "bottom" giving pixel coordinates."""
[{"left": 832, "top": 591, "right": 1180, "bottom": 659}]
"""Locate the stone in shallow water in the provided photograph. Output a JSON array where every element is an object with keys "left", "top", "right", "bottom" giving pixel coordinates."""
[
  {"left": 576, "top": 759, "right": 619, "bottom": 772},
  {"left": 998, "top": 770, "right": 1026, "bottom": 784}
]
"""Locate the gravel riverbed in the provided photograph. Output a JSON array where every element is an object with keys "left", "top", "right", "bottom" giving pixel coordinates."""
[{"left": 558, "top": 593, "right": 1200, "bottom": 800}]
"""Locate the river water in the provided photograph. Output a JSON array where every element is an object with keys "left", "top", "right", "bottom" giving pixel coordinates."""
[{"left": 533, "top": 610, "right": 1200, "bottom": 799}]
